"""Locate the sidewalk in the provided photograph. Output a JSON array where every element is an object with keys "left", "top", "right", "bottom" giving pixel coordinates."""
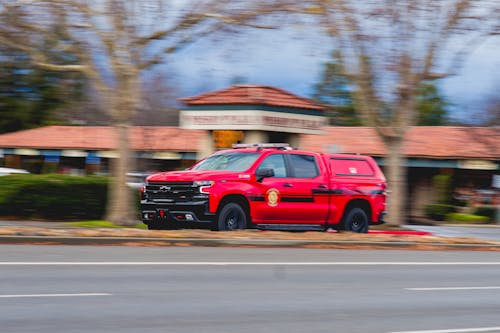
[{"left": 1, "top": 220, "right": 500, "bottom": 250}]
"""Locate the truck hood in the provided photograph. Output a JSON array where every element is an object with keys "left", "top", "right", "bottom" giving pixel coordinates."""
[{"left": 146, "top": 170, "right": 241, "bottom": 182}]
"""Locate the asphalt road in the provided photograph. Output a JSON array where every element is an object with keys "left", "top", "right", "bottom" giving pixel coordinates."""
[{"left": 1, "top": 246, "right": 500, "bottom": 333}]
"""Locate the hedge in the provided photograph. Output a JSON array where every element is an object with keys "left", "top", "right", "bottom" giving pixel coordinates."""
[
  {"left": 473, "top": 206, "right": 497, "bottom": 221},
  {"left": 424, "top": 203, "right": 457, "bottom": 221},
  {"left": 0, "top": 174, "right": 109, "bottom": 220},
  {"left": 445, "top": 213, "right": 490, "bottom": 224}
]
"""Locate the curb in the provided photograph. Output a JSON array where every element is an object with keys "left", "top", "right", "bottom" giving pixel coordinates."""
[
  {"left": 1, "top": 235, "right": 500, "bottom": 250},
  {"left": 367, "top": 230, "right": 432, "bottom": 236}
]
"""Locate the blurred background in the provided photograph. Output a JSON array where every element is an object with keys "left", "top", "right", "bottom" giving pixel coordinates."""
[{"left": 0, "top": 0, "right": 498, "bottom": 226}]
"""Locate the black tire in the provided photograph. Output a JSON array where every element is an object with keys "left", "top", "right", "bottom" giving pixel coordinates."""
[
  {"left": 342, "top": 207, "right": 369, "bottom": 233},
  {"left": 216, "top": 202, "right": 247, "bottom": 231}
]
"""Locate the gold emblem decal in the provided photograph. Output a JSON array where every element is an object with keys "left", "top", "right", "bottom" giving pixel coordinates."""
[{"left": 266, "top": 188, "right": 280, "bottom": 207}]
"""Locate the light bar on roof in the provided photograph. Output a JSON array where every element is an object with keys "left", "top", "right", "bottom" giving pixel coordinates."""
[{"left": 232, "top": 143, "right": 292, "bottom": 150}]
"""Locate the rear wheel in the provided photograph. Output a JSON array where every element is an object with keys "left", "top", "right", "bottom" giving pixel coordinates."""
[
  {"left": 342, "top": 207, "right": 369, "bottom": 233},
  {"left": 216, "top": 202, "right": 247, "bottom": 231}
]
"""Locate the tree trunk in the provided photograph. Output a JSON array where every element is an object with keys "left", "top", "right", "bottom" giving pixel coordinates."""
[
  {"left": 104, "top": 73, "right": 140, "bottom": 226},
  {"left": 105, "top": 123, "right": 136, "bottom": 225},
  {"left": 385, "top": 137, "right": 407, "bottom": 227}
]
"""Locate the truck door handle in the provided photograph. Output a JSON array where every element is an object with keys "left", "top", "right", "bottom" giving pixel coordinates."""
[
  {"left": 283, "top": 183, "right": 293, "bottom": 187},
  {"left": 312, "top": 184, "right": 331, "bottom": 194}
]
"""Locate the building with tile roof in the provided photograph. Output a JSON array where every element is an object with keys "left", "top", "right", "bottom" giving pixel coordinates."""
[
  {"left": 180, "top": 84, "right": 325, "bottom": 111},
  {"left": 0, "top": 126, "right": 205, "bottom": 175},
  {"left": 0, "top": 125, "right": 498, "bottom": 218},
  {"left": 0, "top": 84, "right": 498, "bottom": 219},
  {"left": 300, "top": 126, "right": 500, "bottom": 161},
  {"left": 0, "top": 126, "right": 205, "bottom": 152},
  {"left": 180, "top": 84, "right": 327, "bottom": 156}
]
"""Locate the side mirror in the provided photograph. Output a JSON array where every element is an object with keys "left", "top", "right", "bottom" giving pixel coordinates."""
[{"left": 256, "top": 168, "right": 275, "bottom": 182}]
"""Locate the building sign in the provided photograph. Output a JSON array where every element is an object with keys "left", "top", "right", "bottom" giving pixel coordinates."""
[
  {"left": 458, "top": 160, "right": 498, "bottom": 170},
  {"left": 42, "top": 150, "right": 61, "bottom": 163},
  {"left": 152, "top": 152, "right": 182, "bottom": 160},
  {"left": 44, "top": 155, "right": 60, "bottom": 163},
  {"left": 180, "top": 110, "right": 326, "bottom": 134},
  {"left": 98, "top": 151, "right": 119, "bottom": 158},
  {"left": 86, "top": 152, "right": 100, "bottom": 165},
  {"left": 15, "top": 148, "right": 39, "bottom": 156},
  {"left": 62, "top": 150, "right": 87, "bottom": 157}
]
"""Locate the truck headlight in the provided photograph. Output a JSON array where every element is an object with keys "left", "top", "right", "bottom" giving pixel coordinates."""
[{"left": 194, "top": 180, "right": 215, "bottom": 194}]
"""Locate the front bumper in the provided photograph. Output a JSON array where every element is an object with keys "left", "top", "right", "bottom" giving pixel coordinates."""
[{"left": 140, "top": 200, "right": 215, "bottom": 227}]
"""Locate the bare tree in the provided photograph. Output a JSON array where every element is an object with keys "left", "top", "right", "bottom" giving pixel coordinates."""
[
  {"left": 0, "top": 0, "right": 294, "bottom": 225},
  {"left": 265, "top": 0, "right": 499, "bottom": 226},
  {"left": 135, "top": 72, "right": 181, "bottom": 126},
  {"left": 485, "top": 98, "right": 500, "bottom": 126},
  {"left": 474, "top": 83, "right": 500, "bottom": 126}
]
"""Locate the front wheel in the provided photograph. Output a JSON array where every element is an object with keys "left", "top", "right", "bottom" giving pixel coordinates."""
[
  {"left": 216, "top": 203, "right": 247, "bottom": 231},
  {"left": 342, "top": 208, "right": 369, "bottom": 233}
]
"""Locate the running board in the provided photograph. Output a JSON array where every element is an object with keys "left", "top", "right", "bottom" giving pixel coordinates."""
[{"left": 256, "top": 224, "right": 325, "bottom": 231}]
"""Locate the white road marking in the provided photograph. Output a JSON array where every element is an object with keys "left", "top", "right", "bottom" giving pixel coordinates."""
[
  {"left": 0, "top": 293, "right": 111, "bottom": 298},
  {"left": 406, "top": 286, "right": 500, "bottom": 291},
  {"left": 388, "top": 327, "right": 500, "bottom": 333},
  {"left": 1, "top": 261, "right": 500, "bottom": 266}
]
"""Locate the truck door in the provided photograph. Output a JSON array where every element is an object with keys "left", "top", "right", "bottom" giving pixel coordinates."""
[{"left": 256, "top": 153, "right": 330, "bottom": 224}]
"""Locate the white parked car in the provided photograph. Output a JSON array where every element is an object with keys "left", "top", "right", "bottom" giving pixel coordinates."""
[
  {"left": 126, "top": 172, "right": 150, "bottom": 189},
  {"left": 0, "top": 167, "right": 30, "bottom": 176}
]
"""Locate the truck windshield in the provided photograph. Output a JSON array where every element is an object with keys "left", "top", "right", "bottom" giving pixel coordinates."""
[{"left": 192, "top": 152, "right": 260, "bottom": 172}]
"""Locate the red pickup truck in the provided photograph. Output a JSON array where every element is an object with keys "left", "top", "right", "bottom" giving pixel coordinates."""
[{"left": 141, "top": 144, "right": 386, "bottom": 232}]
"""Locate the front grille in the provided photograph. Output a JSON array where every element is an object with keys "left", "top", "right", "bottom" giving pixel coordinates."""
[{"left": 145, "top": 182, "right": 202, "bottom": 203}]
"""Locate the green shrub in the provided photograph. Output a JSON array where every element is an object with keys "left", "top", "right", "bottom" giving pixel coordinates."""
[
  {"left": 445, "top": 212, "right": 490, "bottom": 223},
  {"left": 63, "top": 220, "right": 147, "bottom": 229},
  {"left": 473, "top": 206, "right": 497, "bottom": 220},
  {"left": 0, "top": 174, "right": 109, "bottom": 220},
  {"left": 424, "top": 203, "right": 456, "bottom": 221}
]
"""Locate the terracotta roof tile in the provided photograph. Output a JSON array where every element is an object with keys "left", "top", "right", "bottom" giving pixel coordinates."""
[
  {"left": 181, "top": 84, "right": 325, "bottom": 111},
  {"left": 0, "top": 126, "right": 204, "bottom": 152},
  {"left": 1, "top": 126, "right": 498, "bottom": 159},
  {"left": 300, "top": 126, "right": 500, "bottom": 159}
]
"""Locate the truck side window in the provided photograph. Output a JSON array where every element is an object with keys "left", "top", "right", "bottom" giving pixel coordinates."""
[
  {"left": 330, "top": 158, "right": 375, "bottom": 176},
  {"left": 289, "top": 154, "right": 319, "bottom": 178},
  {"left": 257, "top": 154, "right": 287, "bottom": 178}
]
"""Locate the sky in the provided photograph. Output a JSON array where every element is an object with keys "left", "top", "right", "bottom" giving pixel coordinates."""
[{"left": 165, "top": 23, "right": 499, "bottom": 125}]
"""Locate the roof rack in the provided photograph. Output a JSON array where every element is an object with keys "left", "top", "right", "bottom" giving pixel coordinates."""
[{"left": 232, "top": 143, "right": 292, "bottom": 150}]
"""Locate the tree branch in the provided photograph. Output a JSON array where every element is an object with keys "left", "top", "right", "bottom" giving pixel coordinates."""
[{"left": 31, "top": 61, "right": 86, "bottom": 71}]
